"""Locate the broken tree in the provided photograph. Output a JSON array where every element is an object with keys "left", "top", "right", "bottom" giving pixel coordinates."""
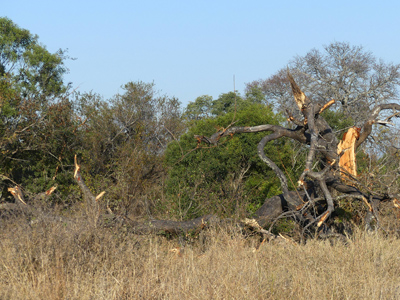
[{"left": 197, "top": 71, "right": 400, "bottom": 233}]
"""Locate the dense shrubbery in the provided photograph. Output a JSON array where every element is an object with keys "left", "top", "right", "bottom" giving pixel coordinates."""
[{"left": 165, "top": 102, "right": 301, "bottom": 219}]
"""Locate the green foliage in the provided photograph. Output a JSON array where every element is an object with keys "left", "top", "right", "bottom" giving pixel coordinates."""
[
  {"left": 184, "top": 89, "right": 268, "bottom": 122},
  {"left": 0, "top": 17, "right": 69, "bottom": 100},
  {"left": 165, "top": 103, "right": 300, "bottom": 219},
  {"left": 184, "top": 95, "right": 213, "bottom": 120},
  {"left": 321, "top": 109, "right": 354, "bottom": 138},
  {"left": 211, "top": 92, "right": 244, "bottom": 115},
  {"left": 271, "top": 218, "right": 296, "bottom": 235}
]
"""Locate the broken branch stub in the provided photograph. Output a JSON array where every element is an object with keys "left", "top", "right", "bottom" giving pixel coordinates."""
[
  {"left": 287, "top": 70, "right": 310, "bottom": 112},
  {"left": 8, "top": 186, "right": 27, "bottom": 206}
]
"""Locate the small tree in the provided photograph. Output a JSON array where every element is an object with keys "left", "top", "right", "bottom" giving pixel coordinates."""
[
  {"left": 0, "top": 17, "right": 69, "bottom": 101},
  {"left": 0, "top": 17, "right": 73, "bottom": 201}
]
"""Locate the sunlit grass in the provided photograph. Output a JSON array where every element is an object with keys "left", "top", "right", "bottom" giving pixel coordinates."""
[{"left": 1, "top": 216, "right": 400, "bottom": 299}]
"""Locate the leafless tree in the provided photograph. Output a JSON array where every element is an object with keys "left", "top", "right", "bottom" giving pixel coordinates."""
[{"left": 247, "top": 42, "right": 400, "bottom": 125}]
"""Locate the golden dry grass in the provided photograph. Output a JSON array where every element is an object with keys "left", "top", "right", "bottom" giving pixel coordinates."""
[{"left": 1, "top": 218, "right": 400, "bottom": 299}]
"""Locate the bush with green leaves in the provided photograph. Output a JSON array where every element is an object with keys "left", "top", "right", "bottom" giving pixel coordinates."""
[{"left": 165, "top": 103, "right": 302, "bottom": 220}]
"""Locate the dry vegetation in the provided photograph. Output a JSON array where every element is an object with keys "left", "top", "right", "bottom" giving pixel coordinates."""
[
  {"left": 3, "top": 24, "right": 400, "bottom": 300},
  {"left": 1, "top": 211, "right": 400, "bottom": 300}
]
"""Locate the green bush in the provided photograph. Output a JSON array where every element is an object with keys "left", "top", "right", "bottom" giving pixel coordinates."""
[{"left": 164, "top": 103, "right": 302, "bottom": 219}]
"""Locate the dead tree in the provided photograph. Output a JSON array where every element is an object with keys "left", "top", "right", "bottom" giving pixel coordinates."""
[{"left": 197, "top": 71, "right": 400, "bottom": 233}]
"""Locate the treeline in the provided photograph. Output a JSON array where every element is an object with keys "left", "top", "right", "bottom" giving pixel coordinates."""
[{"left": 2, "top": 17, "right": 400, "bottom": 223}]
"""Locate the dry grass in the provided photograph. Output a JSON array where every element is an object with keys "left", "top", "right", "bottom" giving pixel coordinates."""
[{"left": 1, "top": 217, "right": 400, "bottom": 300}]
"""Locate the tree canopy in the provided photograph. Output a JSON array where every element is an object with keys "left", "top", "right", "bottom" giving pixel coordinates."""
[
  {"left": 0, "top": 17, "right": 69, "bottom": 101},
  {"left": 247, "top": 41, "right": 400, "bottom": 124}
]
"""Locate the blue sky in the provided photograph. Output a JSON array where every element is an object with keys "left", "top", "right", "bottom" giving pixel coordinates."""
[{"left": 3, "top": 1, "right": 400, "bottom": 105}]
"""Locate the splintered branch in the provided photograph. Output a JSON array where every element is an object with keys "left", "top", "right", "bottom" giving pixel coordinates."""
[
  {"left": 337, "top": 127, "right": 361, "bottom": 180},
  {"left": 7, "top": 185, "right": 58, "bottom": 205},
  {"left": 45, "top": 186, "right": 57, "bottom": 196},
  {"left": 196, "top": 71, "right": 344, "bottom": 229},
  {"left": 3, "top": 184, "right": 62, "bottom": 223},
  {"left": 287, "top": 69, "right": 310, "bottom": 111},
  {"left": 8, "top": 186, "right": 27, "bottom": 206},
  {"left": 95, "top": 191, "right": 106, "bottom": 201},
  {"left": 318, "top": 99, "right": 336, "bottom": 114}
]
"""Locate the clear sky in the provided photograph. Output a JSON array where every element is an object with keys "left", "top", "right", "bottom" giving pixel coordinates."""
[{"left": 3, "top": 1, "right": 400, "bottom": 105}]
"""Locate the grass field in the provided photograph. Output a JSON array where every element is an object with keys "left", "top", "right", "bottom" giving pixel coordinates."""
[{"left": 1, "top": 215, "right": 400, "bottom": 300}]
